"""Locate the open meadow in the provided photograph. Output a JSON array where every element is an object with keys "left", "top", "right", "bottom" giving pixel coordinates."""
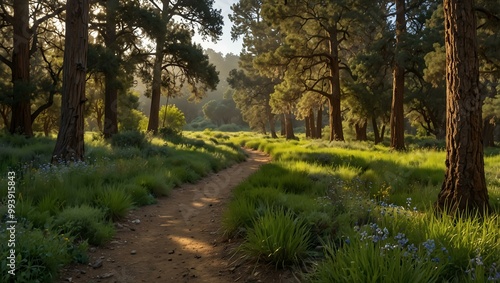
[{"left": 1, "top": 130, "right": 499, "bottom": 282}]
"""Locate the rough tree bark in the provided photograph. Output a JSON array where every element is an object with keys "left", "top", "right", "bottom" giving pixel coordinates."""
[
  {"left": 51, "top": 0, "right": 89, "bottom": 163},
  {"left": 103, "top": 0, "right": 119, "bottom": 138},
  {"left": 9, "top": 0, "right": 33, "bottom": 136},
  {"left": 390, "top": 0, "right": 405, "bottom": 150},
  {"left": 435, "top": 0, "right": 490, "bottom": 215}
]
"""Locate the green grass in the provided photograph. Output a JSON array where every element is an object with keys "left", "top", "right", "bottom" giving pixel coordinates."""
[
  {"left": 222, "top": 134, "right": 500, "bottom": 282},
  {"left": 0, "top": 131, "right": 246, "bottom": 282}
]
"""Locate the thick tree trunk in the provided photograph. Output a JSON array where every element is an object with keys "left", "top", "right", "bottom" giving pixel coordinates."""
[
  {"left": 316, "top": 106, "right": 322, "bottom": 139},
  {"left": 435, "top": 0, "right": 490, "bottom": 215},
  {"left": 103, "top": 0, "right": 118, "bottom": 138},
  {"left": 355, "top": 119, "right": 368, "bottom": 141},
  {"left": 9, "top": 0, "right": 33, "bottom": 137},
  {"left": 328, "top": 27, "right": 344, "bottom": 142},
  {"left": 390, "top": 0, "right": 405, "bottom": 151},
  {"left": 52, "top": 0, "right": 89, "bottom": 163}
]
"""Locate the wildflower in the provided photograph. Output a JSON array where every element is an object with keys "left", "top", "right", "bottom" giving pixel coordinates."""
[
  {"left": 406, "top": 197, "right": 412, "bottom": 208},
  {"left": 394, "top": 233, "right": 409, "bottom": 246},
  {"left": 422, "top": 239, "right": 436, "bottom": 255}
]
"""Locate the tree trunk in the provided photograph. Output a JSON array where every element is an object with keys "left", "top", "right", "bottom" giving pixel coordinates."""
[
  {"left": 103, "top": 0, "right": 118, "bottom": 138},
  {"left": 9, "top": 0, "right": 33, "bottom": 137},
  {"left": 390, "top": 0, "right": 405, "bottom": 151},
  {"left": 316, "top": 106, "right": 322, "bottom": 139},
  {"left": 280, "top": 115, "right": 285, "bottom": 136},
  {"left": 266, "top": 103, "right": 277, "bottom": 138},
  {"left": 328, "top": 27, "right": 344, "bottom": 142},
  {"left": 355, "top": 119, "right": 368, "bottom": 141},
  {"left": 284, "top": 112, "right": 295, "bottom": 139},
  {"left": 308, "top": 108, "right": 316, "bottom": 138},
  {"left": 372, "top": 116, "right": 382, "bottom": 144},
  {"left": 483, "top": 116, "right": 496, "bottom": 148},
  {"left": 305, "top": 115, "right": 311, "bottom": 138},
  {"left": 52, "top": 0, "right": 89, "bottom": 163},
  {"left": 435, "top": 0, "right": 490, "bottom": 215}
]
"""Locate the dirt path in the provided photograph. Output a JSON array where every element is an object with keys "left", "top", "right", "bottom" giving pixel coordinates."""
[{"left": 60, "top": 149, "right": 297, "bottom": 283}]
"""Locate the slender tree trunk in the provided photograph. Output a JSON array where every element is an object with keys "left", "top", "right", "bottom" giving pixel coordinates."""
[
  {"left": 266, "top": 102, "right": 277, "bottom": 138},
  {"left": 305, "top": 115, "right": 311, "bottom": 138},
  {"left": 372, "top": 116, "right": 382, "bottom": 144},
  {"left": 147, "top": 3, "right": 167, "bottom": 134},
  {"left": 316, "top": 106, "right": 322, "bottom": 139},
  {"left": 52, "top": 0, "right": 89, "bottom": 163},
  {"left": 435, "top": 0, "right": 490, "bottom": 215},
  {"left": 103, "top": 0, "right": 118, "bottom": 138},
  {"left": 280, "top": 115, "right": 286, "bottom": 136},
  {"left": 390, "top": 0, "right": 406, "bottom": 150},
  {"left": 308, "top": 108, "right": 316, "bottom": 138},
  {"left": 10, "top": 0, "right": 33, "bottom": 137},
  {"left": 328, "top": 27, "right": 344, "bottom": 141},
  {"left": 285, "top": 112, "right": 295, "bottom": 140}
]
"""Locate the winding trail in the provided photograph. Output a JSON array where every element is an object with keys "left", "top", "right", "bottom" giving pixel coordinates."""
[{"left": 60, "top": 149, "right": 295, "bottom": 283}]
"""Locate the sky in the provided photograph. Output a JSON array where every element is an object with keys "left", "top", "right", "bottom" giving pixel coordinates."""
[{"left": 192, "top": 0, "right": 243, "bottom": 56}]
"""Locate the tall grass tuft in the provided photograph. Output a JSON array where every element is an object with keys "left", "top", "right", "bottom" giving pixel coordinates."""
[
  {"left": 54, "top": 205, "right": 114, "bottom": 245},
  {"left": 240, "top": 207, "right": 312, "bottom": 268},
  {"left": 96, "top": 186, "right": 134, "bottom": 220}
]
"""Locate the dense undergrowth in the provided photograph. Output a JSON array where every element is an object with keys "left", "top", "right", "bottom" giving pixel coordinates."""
[
  {"left": 223, "top": 133, "right": 500, "bottom": 282},
  {"left": 0, "top": 130, "right": 245, "bottom": 282}
]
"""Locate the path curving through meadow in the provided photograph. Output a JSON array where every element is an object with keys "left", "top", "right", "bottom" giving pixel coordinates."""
[{"left": 60, "top": 148, "right": 296, "bottom": 283}]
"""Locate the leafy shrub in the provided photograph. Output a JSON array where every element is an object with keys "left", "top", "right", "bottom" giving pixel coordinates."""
[
  {"left": 54, "top": 205, "right": 114, "bottom": 245},
  {"left": 110, "top": 130, "right": 148, "bottom": 148},
  {"left": 158, "top": 105, "right": 186, "bottom": 134},
  {"left": 96, "top": 187, "right": 133, "bottom": 220},
  {"left": 240, "top": 207, "right": 312, "bottom": 267},
  {"left": 217, "top": 123, "right": 242, "bottom": 132}
]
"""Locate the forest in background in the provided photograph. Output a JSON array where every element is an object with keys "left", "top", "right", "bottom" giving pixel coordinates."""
[{"left": 0, "top": 0, "right": 498, "bottom": 145}]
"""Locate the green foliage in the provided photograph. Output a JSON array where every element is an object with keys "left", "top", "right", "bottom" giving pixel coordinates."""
[
  {"left": 310, "top": 235, "right": 445, "bottom": 283},
  {"left": 110, "top": 130, "right": 149, "bottom": 148},
  {"left": 125, "top": 184, "right": 156, "bottom": 206},
  {"left": 134, "top": 173, "right": 173, "bottom": 197},
  {"left": 54, "top": 205, "right": 114, "bottom": 246},
  {"left": 0, "top": 223, "right": 87, "bottom": 283},
  {"left": 240, "top": 207, "right": 312, "bottom": 268},
  {"left": 96, "top": 187, "right": 134, "bottom": 220},
  {"left": 159, "top": 104, "right": 186, "bottom": 134}
]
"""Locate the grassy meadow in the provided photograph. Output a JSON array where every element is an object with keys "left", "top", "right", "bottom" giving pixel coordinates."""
[
  {"left": 1, "top": 130, "right": 499, "bottom": 282},
  {"left": 223, "top": 133, "right": 500, "bottom": 282},
  {"left": 0, "top": 130, "right": 245, "bottom": 282}
]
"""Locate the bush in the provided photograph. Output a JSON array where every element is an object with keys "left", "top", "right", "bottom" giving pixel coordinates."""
[
  {"left": 110, "top": 130, "right": 148, "bottom": 148},
  {"left": 158, "top": 105, "right": 186, "bottom": 134},
  {"left": 217, "top": 123, "right": 242, "bottom": 132},
  {"left": 240, "top": 207, "right": 312, "bottom": 267},
  {"left": 0, "top": 223, "right": 87, "bottom": 283},
  {"left": 54, "top": 205, "right": 114, "bottom": 245}
]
